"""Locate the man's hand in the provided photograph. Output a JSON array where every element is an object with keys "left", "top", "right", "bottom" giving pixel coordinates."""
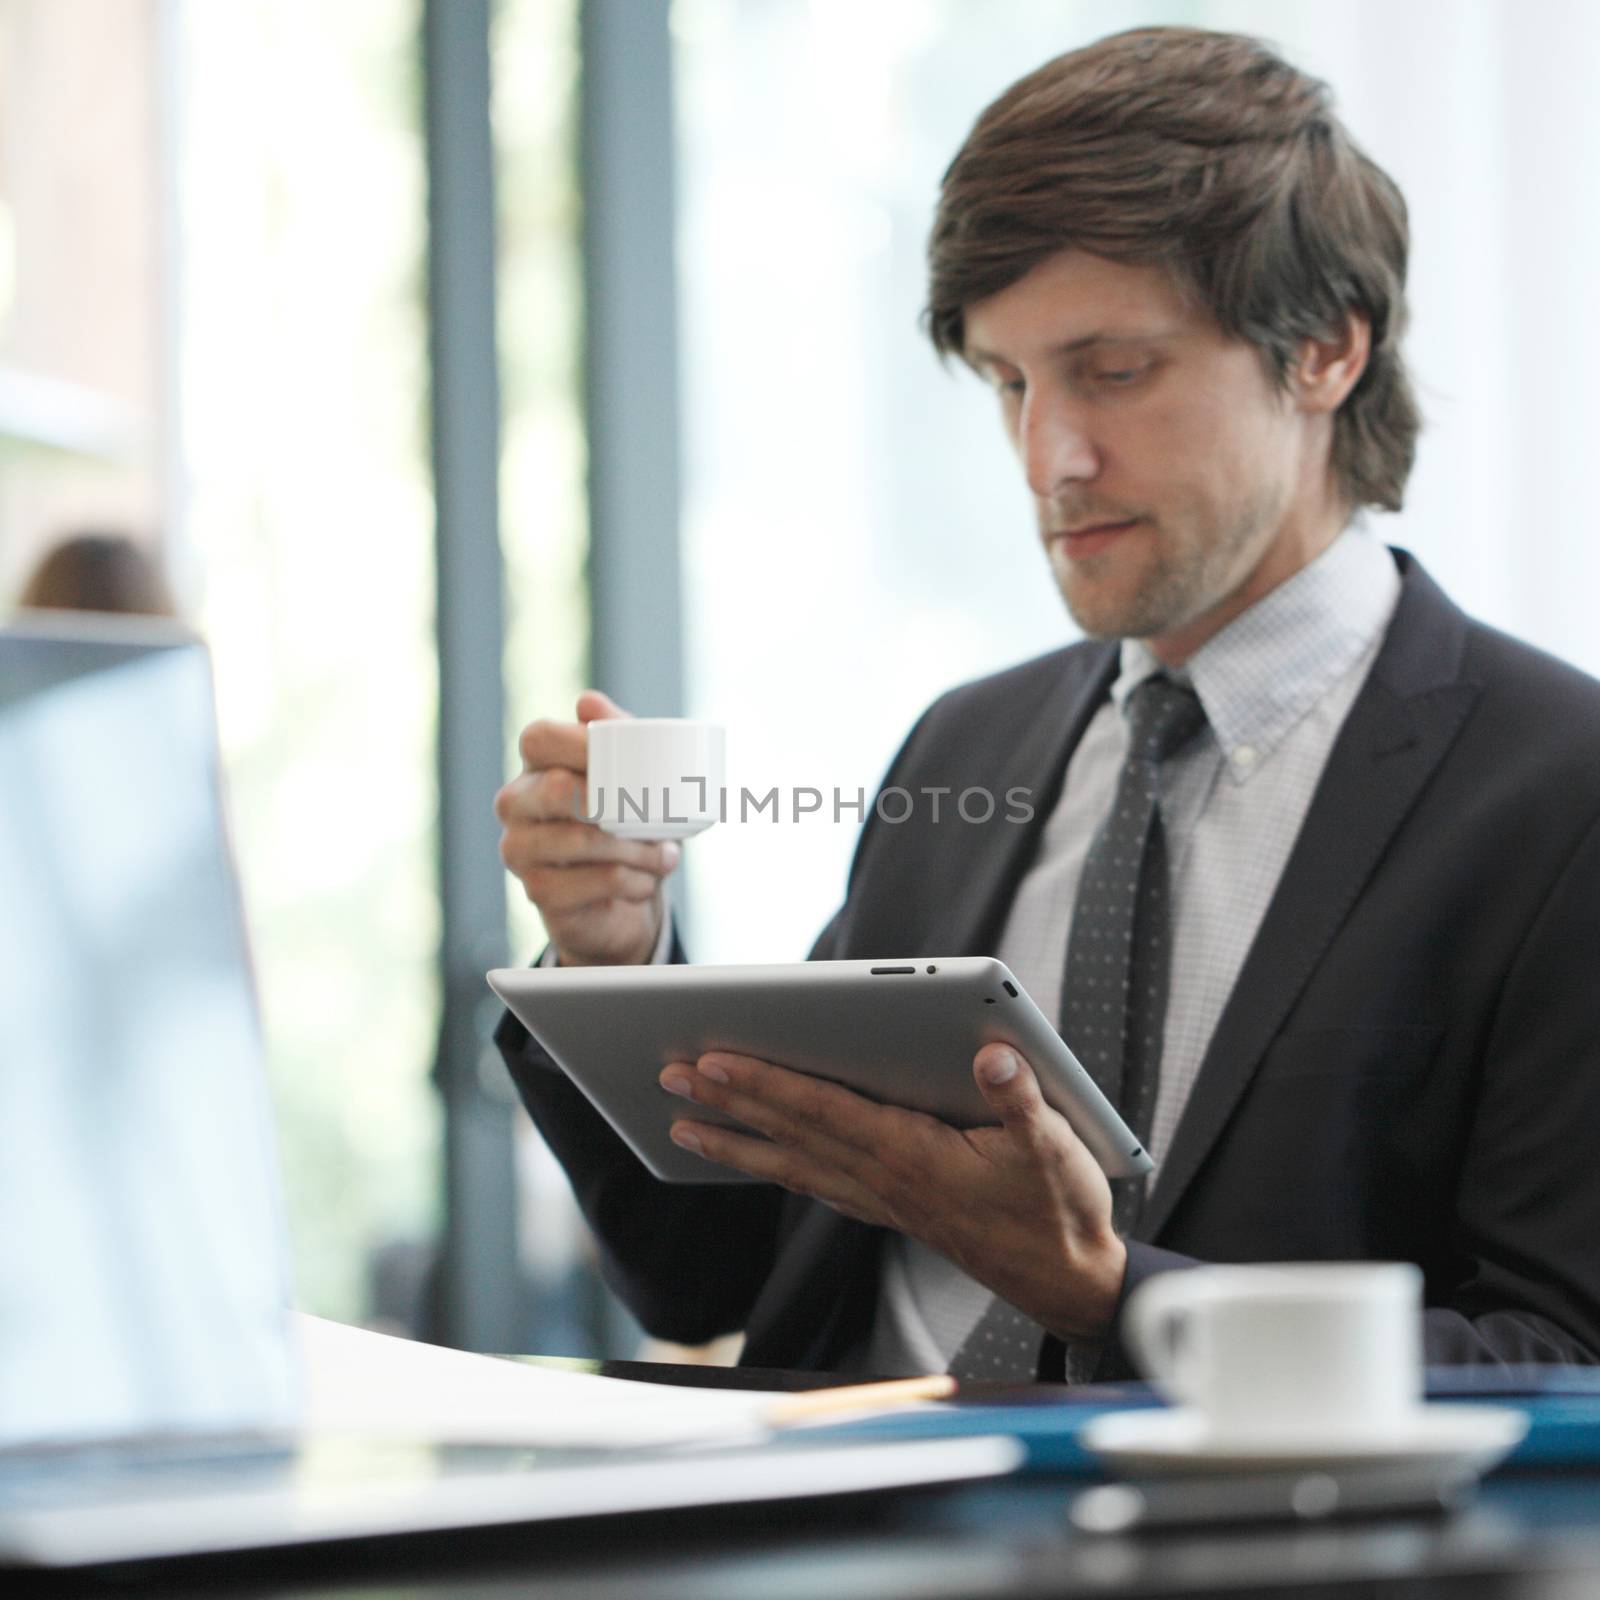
[
  {"left": 657, "top": 1044, "right": 1129, "bottom": 1342},
  {"left": 496, "top": 691, "right": 681, "bottom": 966}
]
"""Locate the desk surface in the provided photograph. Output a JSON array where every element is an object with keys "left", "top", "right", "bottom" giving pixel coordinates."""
[{"left": 15, "top": 1360, "right": 1600, "bottom": 1600}]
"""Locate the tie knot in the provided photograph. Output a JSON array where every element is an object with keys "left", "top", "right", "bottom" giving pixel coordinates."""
[{"left": 1125, "top": 676, "right": 1207, "bottom": 764}]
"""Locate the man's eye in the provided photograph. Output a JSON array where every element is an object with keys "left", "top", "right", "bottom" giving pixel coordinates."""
[{"left": 1094, "top": 364, "right": 1151, "bottom": 387}]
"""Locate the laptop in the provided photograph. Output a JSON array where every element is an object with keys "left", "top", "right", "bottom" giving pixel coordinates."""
[
  {"left": 0, "top": 616, "right": 298, "bottom": 1454},
  {"left": 0, "top": 617, "right": 1019, "bottom": 1573}
]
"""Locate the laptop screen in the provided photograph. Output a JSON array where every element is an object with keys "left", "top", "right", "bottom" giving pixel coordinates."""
[{"left": 0, "top": 618, "right": 300, "bottom": 1445}]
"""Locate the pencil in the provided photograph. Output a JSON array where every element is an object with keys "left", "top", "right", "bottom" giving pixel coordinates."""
[{"left": 763, "top": 1373, "right": 957, "bottom": 1425}]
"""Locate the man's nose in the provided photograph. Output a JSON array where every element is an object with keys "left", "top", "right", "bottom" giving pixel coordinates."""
[{"left": 1019, "top": 390, "right": 1098, "bottom": 497}]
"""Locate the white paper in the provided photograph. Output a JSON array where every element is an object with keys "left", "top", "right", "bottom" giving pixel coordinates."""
[{"left": 295, "top": 1315, "right": 786, "bottom": 1448}]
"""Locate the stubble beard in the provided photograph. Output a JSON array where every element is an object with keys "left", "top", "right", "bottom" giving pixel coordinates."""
[{"left": 1049, "top": 493, "right": 1282, "bottom": 644}]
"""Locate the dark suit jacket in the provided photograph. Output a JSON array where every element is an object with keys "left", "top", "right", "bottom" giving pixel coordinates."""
[{"left": 500, "top": 552, "right": 1600, "bottom": 1376}]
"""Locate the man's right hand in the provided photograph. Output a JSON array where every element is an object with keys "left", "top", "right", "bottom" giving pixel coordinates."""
[{"left": 495, "top": 690, "right": 681, "bottom": 966}]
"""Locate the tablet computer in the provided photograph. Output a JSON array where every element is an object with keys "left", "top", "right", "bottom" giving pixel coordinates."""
[{"left": 488, "top": 958, "right": 1154, "bottom": 1185}]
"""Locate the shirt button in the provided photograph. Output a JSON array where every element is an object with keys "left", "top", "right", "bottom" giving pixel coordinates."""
[{"left": 1233, "top": 744, "right": 1259, "bottom": 770}]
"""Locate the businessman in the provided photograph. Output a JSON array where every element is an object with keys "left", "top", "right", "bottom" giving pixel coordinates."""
[{"left": 495, "top": 27, "right": 1600, "bottom": 1379}]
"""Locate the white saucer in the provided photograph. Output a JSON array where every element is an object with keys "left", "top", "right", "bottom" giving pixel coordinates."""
[{"left": 1081, "top": 1404, "right": 1528, "bottom": 1477}]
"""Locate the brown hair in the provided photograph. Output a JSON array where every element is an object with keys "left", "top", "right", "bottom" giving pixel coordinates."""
[
  {"left": 927, "top": 27, "right": 1420, "bottom": 513},
  {"left": 17, "top": 533, "right": 176, "bottom": 618}
]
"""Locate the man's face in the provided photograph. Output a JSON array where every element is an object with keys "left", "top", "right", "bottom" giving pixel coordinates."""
[{"left": 962, "top": 250, "right": 1320, "bottom": 659}]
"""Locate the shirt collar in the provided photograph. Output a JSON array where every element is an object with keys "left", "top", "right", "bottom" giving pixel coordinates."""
[{"left": 1109, "top": 529, "right": 1402, "bottom": 784}]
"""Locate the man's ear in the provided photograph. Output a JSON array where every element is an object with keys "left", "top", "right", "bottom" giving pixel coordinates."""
[{"left": 1292, "top": 311, "right": 1371, "bottom": 415}]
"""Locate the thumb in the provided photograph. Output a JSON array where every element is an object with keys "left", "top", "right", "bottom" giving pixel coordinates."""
[
  {"left": 577, "top": 689, "right": 631, "bottom": 724},
  {"left": 973, "top": 1044, "right": 1048, "bottom": 1134}
]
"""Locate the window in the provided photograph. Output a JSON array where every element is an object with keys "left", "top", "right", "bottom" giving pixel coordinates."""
[{"left": 178, "top": 0, "right": 437, "bottom": 1325}]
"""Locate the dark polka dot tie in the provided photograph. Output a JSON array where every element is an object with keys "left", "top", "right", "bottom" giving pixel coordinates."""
[
  {"left": 1062, "top": 674, "right": 1206, "bottom": 1232},
  {"left": 947, "top": 676, "right": 1207, "bottom": 1382}
]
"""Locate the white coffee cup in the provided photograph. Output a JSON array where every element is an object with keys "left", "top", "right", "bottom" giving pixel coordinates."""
[
  {"left": 1123, "top": 1262, "right": 1423, "bottom": 1442},
  {"left": 585, "top": 719, "right": 725, "bottom": 841}
]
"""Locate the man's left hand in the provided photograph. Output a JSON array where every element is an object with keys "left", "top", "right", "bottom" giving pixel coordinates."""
[{"left": 657, "top": 1045, "right": 1128, "bottom": 1342}]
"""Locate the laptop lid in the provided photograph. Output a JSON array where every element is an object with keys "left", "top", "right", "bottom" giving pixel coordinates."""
[
  {"left": 0, "top": 616, "right": 300, "bottom": 1447},
  {"left": 0, "top": 619, "right": 1028, "bottom": 1575}
]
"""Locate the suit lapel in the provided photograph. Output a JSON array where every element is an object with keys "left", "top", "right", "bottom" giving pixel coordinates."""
[
  {"left": 936, "top": 644, "right": 1119, "bottom": 957},
  {"left": 1140, "top": 555, "right": 1480, "bottom": 1240}
]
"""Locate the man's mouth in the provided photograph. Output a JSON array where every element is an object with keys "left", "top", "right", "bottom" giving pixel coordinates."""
[{"left": 1049, "top": 517, "right": 1144, "bottom": 556}]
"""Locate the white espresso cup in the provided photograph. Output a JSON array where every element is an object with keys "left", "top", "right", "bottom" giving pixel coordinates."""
[
  {"left": 1123, "top": 1262, "right": 1423, "bottom": 1442},
  {"left": 585, "top": 718, "right": 725, "bottom": 841}
]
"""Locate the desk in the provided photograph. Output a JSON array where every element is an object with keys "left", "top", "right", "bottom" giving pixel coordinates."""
[{"left": 15, "top": 1358, "right": 1600, "bottom": 1600}]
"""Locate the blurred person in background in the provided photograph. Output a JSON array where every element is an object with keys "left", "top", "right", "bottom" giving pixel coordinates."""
[{"left": 15, "top": 531, "right": 177, "bottom": 619}]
